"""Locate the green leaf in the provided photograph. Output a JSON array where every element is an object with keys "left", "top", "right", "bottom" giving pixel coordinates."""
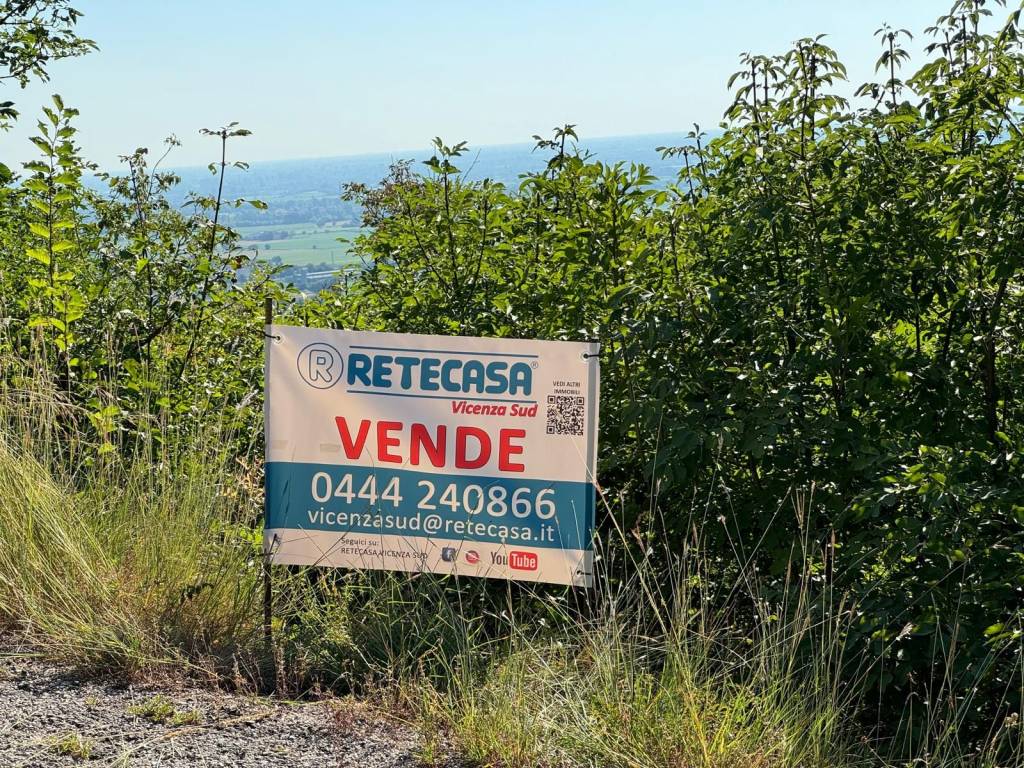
[
  {"left": 26, "top": 247, "right": 50, "bottom": 265},
  {"left": 28, "top": 222, "right": 50, "bottom": 239}
]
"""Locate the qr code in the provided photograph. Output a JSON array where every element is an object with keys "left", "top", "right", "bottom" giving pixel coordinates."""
[{"left": 546, "top": 395, "right": 585, "bottom": 435}]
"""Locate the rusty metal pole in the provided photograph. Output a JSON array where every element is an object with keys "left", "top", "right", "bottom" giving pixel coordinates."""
[{"left": 262, "top": 297, "right": 274, "bottom": 673}]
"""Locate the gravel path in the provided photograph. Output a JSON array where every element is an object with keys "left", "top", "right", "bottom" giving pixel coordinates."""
[{"left": 0, "top": 647, "right": 457, "bottom": 767}]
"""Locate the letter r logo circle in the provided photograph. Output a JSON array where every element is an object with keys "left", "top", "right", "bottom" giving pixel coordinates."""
[{"left": 296, "top": 343, "right": 344, "bottom": 389}]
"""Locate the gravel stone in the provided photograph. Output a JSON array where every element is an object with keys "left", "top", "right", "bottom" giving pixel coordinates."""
[{"left": 0, "top": 646, "right": 461, "bottom": 767}]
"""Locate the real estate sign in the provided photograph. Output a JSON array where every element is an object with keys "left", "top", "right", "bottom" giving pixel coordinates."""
[{"left": 264, "top": 326, "right": 600, "bottom": 586}]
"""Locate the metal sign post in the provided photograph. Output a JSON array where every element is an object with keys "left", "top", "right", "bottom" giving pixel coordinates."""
[{"left": 262, "top": 297, "right": 275, "bottom": 678}]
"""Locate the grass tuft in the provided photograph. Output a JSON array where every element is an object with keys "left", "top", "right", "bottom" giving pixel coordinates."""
[
  {"left": 127, "top": 694, "right": 203, "bottom": 726},
  {"left": 48, "top": 732, "right": 93, "bottom": 761}
]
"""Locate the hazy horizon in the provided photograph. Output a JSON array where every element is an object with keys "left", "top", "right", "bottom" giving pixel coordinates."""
[{"left": 165, "top": 129, "right": 688, "bottom": 173}]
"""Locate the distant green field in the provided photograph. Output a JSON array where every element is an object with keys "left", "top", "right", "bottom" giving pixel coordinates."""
[{"left": 237, "top": 223, "right": 363, "bottom": 267}]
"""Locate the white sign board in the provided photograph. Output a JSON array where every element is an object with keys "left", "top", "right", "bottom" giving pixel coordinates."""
[{"left": 264, "top": 326, "right": 599, "bottom": 586}]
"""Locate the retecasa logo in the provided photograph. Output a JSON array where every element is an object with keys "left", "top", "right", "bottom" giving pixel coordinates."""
[
  {"left": 297, "top": 343, "right": 344, "bottom": 389},
  {"left": 509, "top": 551, "right": 538, "bottom": 571},
  {"left": 346, "top": 352, "right": 533, "bottom": 396}
]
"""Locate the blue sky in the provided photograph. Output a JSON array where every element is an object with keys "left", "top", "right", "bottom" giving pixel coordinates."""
[{"left": 4, "top": 1, "right": 948, "bottom": 168}]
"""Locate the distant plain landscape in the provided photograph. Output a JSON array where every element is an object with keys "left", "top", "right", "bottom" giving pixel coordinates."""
[
  {"left": 235, "top": 223, "right": 361, "bottom": 266},
  {"left": 169, "top": 132, "right": 692, "bottom": 289}
]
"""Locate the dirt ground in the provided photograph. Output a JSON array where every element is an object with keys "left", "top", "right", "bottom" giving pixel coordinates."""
[{"left": 0, "top": 647, "right": 458, "bottom": 768}]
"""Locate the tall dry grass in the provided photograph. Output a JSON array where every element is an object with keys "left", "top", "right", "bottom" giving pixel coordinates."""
[
  {"left": 0, "top": 366, "right": 1020, "bottom": 767},
  {"left": 0, "top": 370, "right": 266, "bottom": 677}
]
